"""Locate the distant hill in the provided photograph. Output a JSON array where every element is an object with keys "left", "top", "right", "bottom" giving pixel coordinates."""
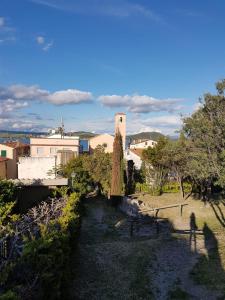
[
  {"left": 68, "top": 131, "right": 97, "bottom": 139},
  {"left": 128, "top": 131, "right": 164, "bottom": 142},
  {"left": 0, "top": 130, "right": 46, "bottom": 138}
]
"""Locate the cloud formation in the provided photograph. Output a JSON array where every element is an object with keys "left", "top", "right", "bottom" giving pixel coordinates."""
[
  {"left": 0, "top": 84, "right": 93, "bottom": 105},
  {"left": 30, "top": 0, "right": 162, "bottom": 21},
  {"left": 36, "top": 35, "right": 54, "bottom": 51},
  {"left": 0, "top": 17, "right": 5, "bottom": 28},
  {"left": 0, "top": 16, "right": 16, "bottom": 44},
  {"left": 99, "top": 94, "right": 183, "bottom": 113}
]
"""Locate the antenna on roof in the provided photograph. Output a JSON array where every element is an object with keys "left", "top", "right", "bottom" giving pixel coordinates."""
[{"left": 59, "top": 116, "right": 65, "bottom": 139}]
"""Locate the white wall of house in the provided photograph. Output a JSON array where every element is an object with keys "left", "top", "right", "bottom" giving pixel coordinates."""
[
  {"left": 89, "top": 134, "right": 114, "bottom": 153},
  {"left": 124, "top": 149, "right": 142, "bottom": 170},
  {"left": 30, "top": 137, "right": 79, "bottom": 158},
  {"left": 130, "top": 139, "right": 157, "bottom": 149},
  {"left": 18, "top": 157, "right": 56, "bottom": 179}
]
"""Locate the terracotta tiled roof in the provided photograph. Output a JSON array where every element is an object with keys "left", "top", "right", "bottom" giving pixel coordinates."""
[
  {"left": 2, "top": 142, "right": 29, "bottom": 149},
  {"left": 130, "top": 148, "right": 144, "bottom": 158},
  {"left": 0, "top": 157, "right": 10, "bottom": 162}
]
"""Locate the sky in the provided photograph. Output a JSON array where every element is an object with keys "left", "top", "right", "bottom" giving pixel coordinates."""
[{"left": 0, "top": 0, "right": 225, "bottom": 135}]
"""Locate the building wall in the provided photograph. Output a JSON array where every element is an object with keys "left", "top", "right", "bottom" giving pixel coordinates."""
[
  {"left": 130, "top": 140, "right": 157, "bottom": 149},
  {"left": 115, "top": 113, "right": 126, "bottom": 150},
  {"left": 124, "top": 149, "right": 142, "bottom": 170},
  {"left": 0, "top": 161, "right": 7, "bottom": 179},
  {"left": 89, "top": 134, "right": 114, "bottom": 153},
  {"left": 30, "top": 137, "right": 79, "bottom": 157},
  {"left": 18, "top": 157, "right": 56, "bottom": 179},
  {"left": 0, "top": 145, "right": 14, "bottom": 159}
]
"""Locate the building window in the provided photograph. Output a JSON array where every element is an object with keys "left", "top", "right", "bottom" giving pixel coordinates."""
[
  {"left": 103, "top": 143, "right": 107, "bottom": 148},
  {"left": 120, "top": 117, "right": 123, "bottom": 123},
  {"left": 145, "top": 142, "right": 148, "bottom": 146},
  {"left": 0, "top": 150, "right": 7, "bottom": 157},
  {"left": 37, "top": 147, "right": 44, "bottom": 155}
]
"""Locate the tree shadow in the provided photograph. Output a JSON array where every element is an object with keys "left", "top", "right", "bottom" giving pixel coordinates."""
[{"left": 210, "top": 202, "right": 225, "bottom": 228}]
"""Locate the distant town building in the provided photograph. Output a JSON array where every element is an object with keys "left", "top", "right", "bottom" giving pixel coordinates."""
[
  {"left": 130, "top": 139, "right": 157, "bottom": 150},
  {"left": 89, "top": 113, "right": 127, "bottom": 153},
  {"left": 89, "top": 133, "right": 114, "bottom": 153},
  {"left": 0, "top": 157, "right": 10, "bottom": 179},
  {"left": 0, "top": 142, "right": 30, "bottom": 179},
  {"left": 124, "top": 148, "right": 143, "bottom": 170},
  {"left": 30, "top": 136, "right": 79, "bottom": 158},
  {"left": 18, "top": 135, "right": 79, "bottom": 180}
]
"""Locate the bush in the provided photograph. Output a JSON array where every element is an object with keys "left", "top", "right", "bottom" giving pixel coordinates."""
[
  {"left": 135, "top": 183, "right": 162, "bottom": 196},
  {"left": 135, "top": 182, "right": 192, "bottom": 195},
  {"left": 1, "top": 193, "right": 82, "bottom": 300},
  {"left": 162, "top": 182, "right": 192, "bottom": 194}
]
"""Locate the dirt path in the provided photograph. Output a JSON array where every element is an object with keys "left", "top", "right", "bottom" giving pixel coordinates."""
[{"left": 71, "top": 198, "right": 221, "bottom": 300}]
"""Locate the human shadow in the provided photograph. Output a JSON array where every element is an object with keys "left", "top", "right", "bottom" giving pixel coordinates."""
[
  {"left": 202, "top": 223, "right": 225, "bottom": 291},
  {"left": 189, "top": 212, "right": 198, "bottom": 253}
]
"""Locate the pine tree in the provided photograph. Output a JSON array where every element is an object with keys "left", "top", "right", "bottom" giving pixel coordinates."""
[{"left": 110, "top": 131, "right": 124, "bottom": 199}]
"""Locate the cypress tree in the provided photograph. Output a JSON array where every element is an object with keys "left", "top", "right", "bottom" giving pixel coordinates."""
[{"left": 110, "top": 131, "right": 124, "bottom": 201}]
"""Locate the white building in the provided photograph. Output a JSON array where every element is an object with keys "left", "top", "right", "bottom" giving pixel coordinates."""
[
  {"left": 124, "top": 149, "right": 143, "bottom": 170},
  {"left": 130, "top": 139, "right": 157, "bottom": 150},
  {"left": 18, "top": 134, "right": 79, "bottom": 180}
]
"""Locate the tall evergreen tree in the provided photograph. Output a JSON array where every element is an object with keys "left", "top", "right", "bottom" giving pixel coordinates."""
[{"left": 110, "top": 131, "right": 124, "bottom": 198}]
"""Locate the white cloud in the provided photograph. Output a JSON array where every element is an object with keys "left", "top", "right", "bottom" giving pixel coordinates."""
[
  {"left": 99, "top": 94, "right": 183, "bottom": 113},
  {"left": 0, "top": 17, "right": 5, "bottom": 28},
  {"left": 0, "top": 17, "right": 16, "bottom": 44},
  {"left": 1, "top": 99, "right": 28, "bottom": 112},
  {"left": 36, "top": 35, "right": 54, "bottom": 51},
  {"left": 36, "top": 36, "right": 45, "bottom": 44},
  {"left": 42, "top": 40, "right": 53, "bottom": 51},
  {"left": 0, "top": 84, "right": 93, "bottom": 106},
  {"left": 46, "top": 89, "right": 93, "bottom": 105},
  {"left": 30, "top": 0, "right": 162, "bottom": 21}
]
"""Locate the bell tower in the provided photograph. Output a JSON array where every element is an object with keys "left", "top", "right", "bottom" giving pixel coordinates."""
[{"left": 115, "top": 113, "right": 126, "bottom": 150}]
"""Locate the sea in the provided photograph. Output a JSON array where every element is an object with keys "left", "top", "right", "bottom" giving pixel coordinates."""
[{"left": 0, "top": 137, "right": 89, "bottom": 152}]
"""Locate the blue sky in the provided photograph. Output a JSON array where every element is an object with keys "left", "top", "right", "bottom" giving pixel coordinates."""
[{"left": 0, "top": 0, "right": 225, "bottom": 135}]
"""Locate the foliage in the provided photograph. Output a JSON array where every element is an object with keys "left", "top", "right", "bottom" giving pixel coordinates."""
[
  {"left": 63, "top": 155, "right": 92, "bottom": 195},
  {"left": 83, "top": 145, "right": 112, "bottom": 196},
  {"left": 135, "top": 182, "right": 161, "bottom": 196},
  {"left": 142, "top": 137, "right": 170, "bottom": 193},
  {"left": 63, "top": 147, "right": 112, "bottom": 196},
  {"left": 0, "top": 180, "right": 16, "bottom": 205},
  {"left": 111, "top": 131, "right": 124, "bottom": 197},
  {"left": 182, "top": 80, "right": 225, "bottom": 192},
  {"left": 0, "top": 193, "right": 82, "bottom": 300}
]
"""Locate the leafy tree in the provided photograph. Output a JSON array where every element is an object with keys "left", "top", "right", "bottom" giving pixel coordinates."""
[
  {"left": 84, "top": 145, "right": 112, "bottom": 196},
  {"left": 111, "top": 131, "right": 124, "bottom": 197},
  {"left": 162, "top": 134, "right": 190, "bottom": 198},
  {"left": 183, "top": 80, "right": 225, "bottom": 195},
  {"left": 63, "top": 155, "right": 92, "bottom": 195},
  {"left": 142, "top": 137, "right": 169, "bottom": 194}
]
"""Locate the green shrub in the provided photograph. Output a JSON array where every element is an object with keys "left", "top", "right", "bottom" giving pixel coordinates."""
[
  {"left": 0, "top": 290, "right": 19, "bottom": 300},
  {"left": 135, "top": 182, "right": 192, "bottom": 195},
  {"left": 162, "top": 182, "right": 192, "bottom": 194},
  {"left": 1, "top": 192, "right": 82, "bottom": 300},
  {"left": 0, "top": 180, "right": 16, "bottom": 205},
  {"left": 135, "top": 183, "right": 161, "bottom": 196}
]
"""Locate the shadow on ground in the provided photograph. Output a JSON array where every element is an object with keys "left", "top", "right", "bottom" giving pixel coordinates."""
[{"left": 70, "top": 197, "right": 224, "bottom": 300}]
